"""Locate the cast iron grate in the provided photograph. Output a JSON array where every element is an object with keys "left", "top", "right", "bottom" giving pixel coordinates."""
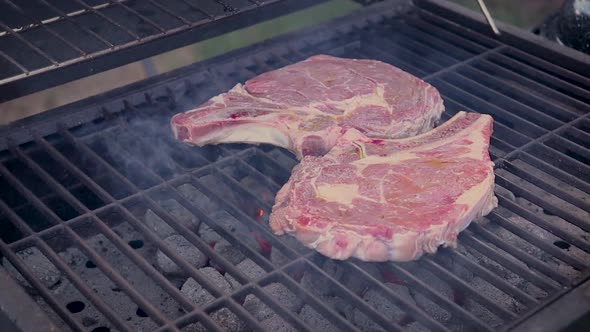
[
  {"left": 0, "top": 0, "right": 322, "bottom": 102},
  {"left": 0, "top": 1, "right": 589, "bottom": 331}
]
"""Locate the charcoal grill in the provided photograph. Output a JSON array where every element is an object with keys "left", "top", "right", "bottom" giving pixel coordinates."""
[{"left": 1, "top": 0, "right": 590, "bottom": 331}]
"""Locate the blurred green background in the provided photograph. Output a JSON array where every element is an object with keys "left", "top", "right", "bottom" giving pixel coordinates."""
[{"left": 0, "top": 0, "right": 565, "bottom": 124}]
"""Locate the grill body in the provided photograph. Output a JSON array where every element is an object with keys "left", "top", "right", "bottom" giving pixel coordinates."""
[{"left": 0, "top": 1, "right": 590, "bottom": 331}]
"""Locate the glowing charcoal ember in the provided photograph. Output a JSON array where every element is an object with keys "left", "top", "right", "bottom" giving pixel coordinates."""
[
  {"left": 252, "top": 231, "right": 272, "bottom": 255},
  {"left": 255, "top": 208, "right": 265, "bottom": 223},
  {"left": 380, "top": 270, "right": 406, "bottom": 286}
]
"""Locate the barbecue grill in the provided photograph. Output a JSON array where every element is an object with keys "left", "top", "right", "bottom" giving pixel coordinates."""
[{"left": 1, "top": 0, "right": 590, "bottom": 331}]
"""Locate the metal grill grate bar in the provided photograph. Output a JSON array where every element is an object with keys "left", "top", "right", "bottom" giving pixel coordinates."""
[
  {"left": 271, "top": 266, "right": 363, "bottom": 332},
  {"left": 0, "top": 166, "right": 136, "bottom": 331},
  {"left": 518, "top": 150, "right": 590, "bottom": 194},
  {"left": 3, "top": 0, "right": 87, "bottom": 55},
  {"left": 145, "top": 0, "right": 192, "bottom": 26},
  {"left": 0, "top": 244, "right": 87, "bottom": 331},
  {"left": 439, "top": 249, "right": 539, "bottom": 306},
  {"left": 499, "top": 47, "right": 590, "bottom": 89},
  {"left": 502, "top": 160, "right": 590, "bottom": 214},
  {"left": 441, "top": 71, "right": 564, "bottom": 129},
  {"left": 2, "top": 145, "right": 178, "bottom": 328},
  {"left": 486, "top": 210, "right": 587, "bottom": 270},
  {"left": 487, "top": 53, "right": 590, "bottom": 104},
  {"left": 470, "top": 222, "right": 570, "bottom": 285},
  {"left": 444, "top": 97, "right": 530, "bottom": 147},
  {"left": 421, "top": 257, "right": 518, "bottom": 320},
  {"left": 461, "top": 232, "right": 560, "bottom": 292},
  {"left": 0, "top": 0, "right": 320, "bottom": 101},
  {"left": 472, "top": 60, "right": 590, "bottom": 113},
  {"left": 271, "top": 267, "right": 362, "bottom": 332},
  {"left": 69, "top": 0, "right": 141, "bottom": 39},
  {"left": 455, "top": 64, "right": 580, "bottom": 122},
  {"left": 496, "top": 194, "right": 590, "bottom": 254},
  {"left": 0, "top": 20, "right": 56, "bottom": 64},
  {"left": 414, "top": 8, "right": 499, "bottom": 48},
  {"left": 387, "top": 262, "right": 492, "bottom": 331},
  {"left": 177, "top": 0, "right": 215, "bottom": 19},
  {"left": 386, "top": 20, "right": 479, "bottom": 60},
  {"left": 415, "top": 7, "right": 590, "bottom": 112},
  {"left": 204, "top": 157, "right": 448, "bottom": 328},
  {"left": 495, "top": 174, "right": 590, "bottom": 234},
  {"left": 57, "top": 129, "right": 286, "bottom": 330},
  {"left": 69, "top": 122, "right": 341, "bottom": 330},
  {"left": 111, "top": 1, "right": 166, "bottom": 33},
  {"left": 28, "top": 137, "right": 217, "bottom": 317},
  {"left": 37, "top": 0, "right": 115, "bottom": 48},
  {"left": 433, "top": 78, "right": 549, "bottom": 138}
]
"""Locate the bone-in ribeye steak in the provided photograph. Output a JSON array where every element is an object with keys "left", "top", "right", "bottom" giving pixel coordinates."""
[
  {"left": 171, "top": 55, "right": 444, "bottom": 159},
  {"left": 270, "top": 111, "right": 497, "bottom": 262}
]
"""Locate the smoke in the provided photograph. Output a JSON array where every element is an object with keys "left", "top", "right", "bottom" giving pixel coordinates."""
[{"left": 87, "top": 106, "right": 204, "bottom": 190}]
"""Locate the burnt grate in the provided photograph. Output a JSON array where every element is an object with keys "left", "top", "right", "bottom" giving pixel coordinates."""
[{"left": 1, "top": 1, "right": 590, "bottom": 331}]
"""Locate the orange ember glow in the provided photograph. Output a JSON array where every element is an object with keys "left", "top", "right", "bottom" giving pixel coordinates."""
[{"left": 255, "top": 208, "right": 265, "bottom": 222}]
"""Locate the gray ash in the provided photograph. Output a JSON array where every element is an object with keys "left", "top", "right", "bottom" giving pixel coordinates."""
[
  {"left": 352, "top": 288, "right": 408, "bottom": 330},
  {"left": 258, "top": 314, "right": 297, "bottom": 332},
  {"left": 177, "top": 183, "right": 218, "bottom": 215},
  {"left": 243, "top": 294, "right": 276, "bottom": 321},
  {"left": 299, "top": 304, "right": 341, "bottom": 332},
  {"left": 261, "top": 282, "right": 304, "bottom": 314},
  {"left": 269, "top": 247, "right": 290, "bottom": 267},
  {"left": 211, "top": 240, "right": 246, "bottom": 270},
  {"left": 144, "top": 200, "right": 198, "bottom": 239},
  {"left": 230, "top": 259, "right": 266, "bottom": 281},
  {"left": 156, "top": 234, "right": 208, "bottom": 276},
  {"left": 2, "top": 247, "right": 62, "bottom": 291},
  {"left": 181, "top": 267, "right": 234, "bottom": 301}
]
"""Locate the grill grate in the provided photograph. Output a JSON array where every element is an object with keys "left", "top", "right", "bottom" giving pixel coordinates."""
[
  {"left": 0, "top": 0, "right": 321, "bottom": 103},
  {"left": 1, "top": 1, "right": 590, "bottom": 331}
]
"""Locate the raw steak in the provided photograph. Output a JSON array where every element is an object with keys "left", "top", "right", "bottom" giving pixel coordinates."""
[
  {"left": 270, "top": 111, "right": 497, "bottom": 262},
  {"left": 171, "top": 55, "right": 444, "bottom": 159}
]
